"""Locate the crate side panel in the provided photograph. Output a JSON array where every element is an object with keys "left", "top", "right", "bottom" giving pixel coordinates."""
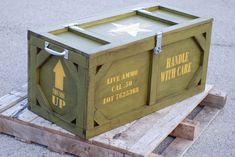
[{"left": 28, "top": 32, "right": 89, "bottom": 137}]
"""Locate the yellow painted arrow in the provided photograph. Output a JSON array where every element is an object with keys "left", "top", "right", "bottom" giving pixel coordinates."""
[{"left": 53, "top": 60, "right": 66, "bottom": 91}]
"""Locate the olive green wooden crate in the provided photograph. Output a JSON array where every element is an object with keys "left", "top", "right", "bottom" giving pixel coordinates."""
[{"left": 28, "top": 3, "right": 213, "bottom": 139}]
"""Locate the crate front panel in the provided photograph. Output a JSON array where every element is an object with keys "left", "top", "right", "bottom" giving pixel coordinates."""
[{"left": 94, "top": 51, "right": 152, "bottom": 121}]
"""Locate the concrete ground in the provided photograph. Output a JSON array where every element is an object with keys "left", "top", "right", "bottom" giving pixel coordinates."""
[{"left": 0, "top": 0, "right": 234, "bottom": 156}]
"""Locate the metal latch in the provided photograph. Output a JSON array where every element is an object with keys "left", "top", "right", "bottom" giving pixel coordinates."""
[{"left": 154, "top": 32, "right": 163, "bottom": 54}]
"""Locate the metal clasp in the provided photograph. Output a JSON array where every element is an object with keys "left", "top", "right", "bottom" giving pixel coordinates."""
[{"left": 154, "top": 32, "right": 163, "bottom": 55}]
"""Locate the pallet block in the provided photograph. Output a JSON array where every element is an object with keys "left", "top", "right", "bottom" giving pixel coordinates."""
[{"left": 0, "top": 84, "right": 227, "bottom": 157}]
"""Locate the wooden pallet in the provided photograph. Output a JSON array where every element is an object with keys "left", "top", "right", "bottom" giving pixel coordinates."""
[{"left": 0, "top": 84, "right": 227, "bottom": 157}]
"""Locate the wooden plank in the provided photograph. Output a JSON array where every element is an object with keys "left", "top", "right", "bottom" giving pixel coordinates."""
[
  {"left": 162, "top": 106, "right": 220, "bottom": 157},
  {"left": 15, "top": 136, "right": 32, "bottom": 144},
  {"left": 0, "top": 116, "right": 129, "bottom": 157},
  {"left": 94, "top": 110, "right": 109, "bottom": 125},
  {"left": 1, "top": 99, "right": 28, "bottom": 117},
  {"left": 17, "top": 108, "right": 38, "bottom": 122},
  {"left": 36, "top": 50, "right": 50, "bottom": 68},
  {"left": 0, "top": 86, "right": 27, "bottom": 113},
  {"left": 85, "top": 67, "right": 96, "bottom": 129},
  {"left": 0, "top": 84, "right": 45, "bottom": 124},
  {"left": 0, "top": 84, "right": 27, "bottom": 105},
  {"left": 186, "top": 66, "right": 203, "bottom": 90},
  {"left": 194, "top": 34, "right": 206, "bottom": 51},
  {"left": 125, "top": 85, "right": 212, "bottom": 156},
  {"left": 91, "top": 85, "right": 213, "bottom": 157},
  {"left": 200, "top": 22, "right": 212, "bottom": 88},
  {"left": 170, "top": 119, "right": 199, "bottom": 140},
  {"left": 149, "top": 52, "right": 160, "bottom": 105},
  {"left": 136, "top": 10, "right": 178, "bottom": 25},
  {"left": 0, "top": 94, "right": 23, "bottom": 112},
  {"left": 95, "top": 62, "right": 112, "bottom": 83},
  {"left": 200, "top": 88, "right": 227, "bottom": 109},
  {"left": 31, "top": 116, "right": 73, "bottom": 135},
  {"left": 68, "top": 26, "right": 111, "bottom": 44}
]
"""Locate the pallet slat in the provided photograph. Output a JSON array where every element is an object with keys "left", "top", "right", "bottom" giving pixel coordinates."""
[
  {"left": 0, "top": 84, "right": 27, "bottom": 113},
  {"left": 0, "top": 117, "right": 130, "bottom": 157},
  {"left": 170, "top": 118, "right": 199, "bottom": 140},
  {"left": 91, "top": 85, "right": 212, "bottom": 157},
  {"left": 200, "top": 88, "right": 227, "bottom": 109},
  {"left": 1, "top": 99, "right": 28, "bottom": 117},
  {"left": 31, "top": 117, "right": 73, "bottom": 135},
  {"left": 0, "top": 94, "right": 26, "bottom": 113},
  {"left": 162, "top": 106, "right": 220, "bottom": 157}
]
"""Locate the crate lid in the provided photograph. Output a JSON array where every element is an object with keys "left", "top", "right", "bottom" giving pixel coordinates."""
[{"left": 33, "top": 4, "right": 204, "bottom": 55}]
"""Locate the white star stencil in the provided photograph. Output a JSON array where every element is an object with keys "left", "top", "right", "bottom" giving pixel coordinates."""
[{"left": 109, "top": 23, "right": 152, "bottom": 37}]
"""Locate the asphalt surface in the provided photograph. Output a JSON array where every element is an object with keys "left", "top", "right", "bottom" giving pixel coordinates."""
[{"left": 0, "top": 0, "right": 234, "bottom": 157}]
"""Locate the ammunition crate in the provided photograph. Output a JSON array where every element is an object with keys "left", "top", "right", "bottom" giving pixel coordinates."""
[{"left": 28, "top": 4, "right": 213, "bottom": 138}]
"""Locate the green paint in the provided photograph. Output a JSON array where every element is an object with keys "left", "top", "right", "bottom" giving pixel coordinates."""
[{"left": 28, "top": 4, "right": 213, "bottom": 139}]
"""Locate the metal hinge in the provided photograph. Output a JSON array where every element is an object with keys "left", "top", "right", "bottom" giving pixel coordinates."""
[{"left": 154, "top": 32, "right": 163, "bottom": 55}]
